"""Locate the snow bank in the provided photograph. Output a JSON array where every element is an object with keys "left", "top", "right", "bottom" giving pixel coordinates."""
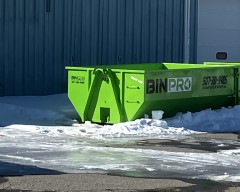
[
  {"left": 93, "top": 119, "right": 196, "bottom": 138},
  {"left": 167, "top": 106, "right": 240, "bottom": 132},
  {"left": 0, "top": 94, "right": 240, "bottom": 137}
]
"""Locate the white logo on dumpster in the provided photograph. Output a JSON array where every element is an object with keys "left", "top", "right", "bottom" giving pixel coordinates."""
[{"left": 168, "top": 77, "right": 192, "bottom": 92}]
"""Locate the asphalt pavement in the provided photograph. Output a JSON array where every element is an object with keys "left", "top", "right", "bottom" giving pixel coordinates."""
[{"left": 0, "top": 133, "right": 239, "bottom": 192}]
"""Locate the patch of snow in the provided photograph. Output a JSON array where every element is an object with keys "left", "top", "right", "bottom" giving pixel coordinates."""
[
  {"left": 218, "top": 149, "right": 240, "bottom": 156},
  {"left": 1, "top": 94, "right": 240, "bottom": 136},
  {"left": 208, "top": 174, "right": 240, "bottom": 182},
  {"left": 167, "top": 106, "right": 240, "bottom": 132},
  {"left": 92, "top": 119, "right": 197, "bottom": 138},
  {"left": 152, "top": 110, "right": 164, "bottom": 120}
]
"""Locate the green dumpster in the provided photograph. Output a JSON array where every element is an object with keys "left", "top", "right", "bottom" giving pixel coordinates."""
[{"left": 66, "top": 63, "right": 240, "bottom": 124}]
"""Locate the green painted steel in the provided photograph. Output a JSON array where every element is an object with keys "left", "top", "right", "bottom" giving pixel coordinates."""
[{"left": 66, "top": 63, "right": 240, "bottom": 124}]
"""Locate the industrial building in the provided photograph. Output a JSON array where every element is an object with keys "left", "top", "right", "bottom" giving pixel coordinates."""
[{"left": 0, "top": 0, "right": 239, "bottom": 96}]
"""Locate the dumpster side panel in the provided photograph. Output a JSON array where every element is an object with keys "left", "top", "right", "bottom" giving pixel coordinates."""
[
  {"left": 142, "top": 67, "right": 235, "bottom": 118},
  {"left": 140, "top": 96, "right": 234, "bottom": 119},
  {"left": 194, "top": 68, "right": 234, "bottom": 97},
  {"left": 67, "top": 69, "right": 90, "bottom": 122},
  {"left": 90, "top": 71, "right": 122, "bottom": 123},
  {"left": 124, "top": 73, "right": 145, "bottom": 121},
  {"left": 204, "top": 63, "right": 240, "bottom": 104},
  {"left": 145, "top": 68, "right": 234, "bottom": 101}
]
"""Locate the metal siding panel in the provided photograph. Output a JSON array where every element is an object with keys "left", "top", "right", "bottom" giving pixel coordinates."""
[
  {"left": 96, "top": 0, "right": 103, "bottom": 65},
  {"left": 0, "top": 0, "right": 186, "bottom": 96},
  {"left": 90, "top": 0, "right": 100, "bottom": 65},
  {"left": 149, "top": 0, "right": 158, "bottom": 62},
  {"left": 179, "top": 0, "right": 184, "bottom": 63},
  {"left": 61, "top": 0, "right": 69, "bottom": 92},
  {"left": 125, "top": 0, "right": 134, "bottom": 64},
  {"left": 116, "top": 0, "right": 126, "bottom": 64},
  {"left": 141, "top": 0, "right": 150, "bottom": 63},
  {"left": 4, "top": 0, "right": 14, "bottom": 95},
  {"left": 178, "top": 0, "right": 185, "bottom": 63},
  {"left": 44, "top": 0, "right": 50, "bottom": 94},
  {"left": 70, "top": 0, "right": 76, "bottom": 67},
  {"left": 0, "top": 0, "right": 4, "bottom": 95},
  {"left": 58, "top": 0, "right": 71, "bottom": 92},
  {"left": 47, "top": 0, "right": 54, "bottom": 95},
  {"left": 172, "top": 0, "right": 181, "bottom": 62},
  {"left": 108, "top": 0, "right": 118, "bottom": 64},
  {"left": 34, "top": 0, "right": 40, "bottom": 95},
  {"left": 81, "top": 0, "right": 91, "bottom": 65},
  {"left": 101, "top": 0, "right": 109, "bottom": 64},
  {"left": 61, "top": 0, "right": 73, "bottom": 92},
  {"left": 28, "top": 0, "right": 36, "bottom": 94},
  {"left": 73, "top": 0, "right": 81, "bottom": 66},
  {"left": 63, "top": 0, "right": 73, "bottom": 68},
  {"left": 53, "top": 0, "right": 63, "bottom": 92},
  {"left": 14, "top": 0, "right": 24, "bottom": 95},
  {"left": 49, "top": 0, "right": 55, "bottom": 94},
  {"left": 189, "top": 0, "right": 198, "bottom": 63},
  {"left": 10, "top": 0, "right": 16, "bottom": 94},
  {"left": 38, "top": 0, "right": 45, "bottom": 94},
  {"left": 59, "top": 0, "right": 73, "bottom": 93},
  {"left": 133, "top": 0, "right": 142, "bottom": 64},
  {"left": 157, "top": 0, "right": 166, "bottom": 62},
  {"left": 72, "top": 0, "right": 184, "bottom": 66},
  {"left": 23, "top": 0, "right": 29, "bottom": 95},
  {"left": 164, "top": 0, "right": 173, "bottom": 62},
  {"left": 3, "top": 1, "right": 8, "bottom": 95},
  {"left": 71, "top": 0, "right": 80, "bottom": 65},
  {"left": 34, "top": 0, "right": 39, "bottom": 92}
]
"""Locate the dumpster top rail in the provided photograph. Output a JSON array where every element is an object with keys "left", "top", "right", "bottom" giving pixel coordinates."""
[{"left": 66, "top": 63, "right": 239, "bottom": 72}]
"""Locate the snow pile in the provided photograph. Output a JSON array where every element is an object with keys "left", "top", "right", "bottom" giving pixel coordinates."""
[
  {"left": 0, "top": 94, "right": 240, "bottom": 137},
  {"left": 93, "top": 119, "right": 196, "bottom": 138},
  {"left": 209, "top": 175, "right": 240, "bottom": 182},
  {"left": 167, "top": 106, "right": 240, "bottom": 132},
  {"left": 218, "top": 149, "right": 240, "bottom": 156}
]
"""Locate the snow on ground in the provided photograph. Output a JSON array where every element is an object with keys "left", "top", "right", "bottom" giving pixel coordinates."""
[
  {"left": 0, "top": 94, "right": 240, "bottom": 182},
  {"left": 1, "top": 93, "right": 240, "bottom": 136},
  {"left": 167, "top": 106, "right": 240, "bottom": 132}
]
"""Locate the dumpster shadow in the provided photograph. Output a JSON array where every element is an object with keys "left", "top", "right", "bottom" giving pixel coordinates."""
[{"left": 0, "top": 160, "right": 63, "bottom": 176}]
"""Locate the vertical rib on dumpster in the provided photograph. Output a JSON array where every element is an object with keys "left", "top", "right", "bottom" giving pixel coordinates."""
[
  {"left": 83, "top": 69, "right": 103, "bottom": 122},
  {"left": 107, "top": 69, "right": 127, "bottom": 122}
]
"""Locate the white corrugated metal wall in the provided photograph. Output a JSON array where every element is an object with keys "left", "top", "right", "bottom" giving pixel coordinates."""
[{"left": 197, "top": 0, "right": 240, "bottom": 63}]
